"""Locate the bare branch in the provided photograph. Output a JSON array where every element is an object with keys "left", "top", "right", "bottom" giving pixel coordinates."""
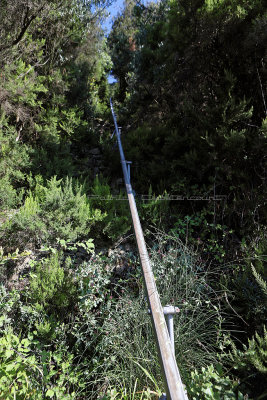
[{"left": 16, "top": 58, "right": 49, "bottom": 80}]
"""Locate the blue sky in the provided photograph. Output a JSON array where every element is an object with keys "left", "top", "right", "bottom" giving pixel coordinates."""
[
  {"left": 102, "top": 0, "right": 125, "bottom": 33},
  {"left": 101, "top": 1, "right": 125, "bottom": 82}
]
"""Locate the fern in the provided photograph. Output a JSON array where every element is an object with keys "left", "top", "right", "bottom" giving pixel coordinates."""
[
  {"left": 247, "top": 327, "right": 267, "bottom": 373},
  {"left": 230, "top": 326, "right": 267, "bottom": 374},
  {"left": 251, "top": 263, "right": 267, "bottom": 296}
]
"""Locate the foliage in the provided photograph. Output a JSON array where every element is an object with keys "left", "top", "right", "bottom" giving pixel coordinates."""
[
  {"left": 0, "top": 0, "right": 113, "bottom": 209},
  {"left": 77, "top": 252, "right": 112, "bottom": 312},
  {"left": 0, "top": 248, "right": 31, "bottom": 266},
  {"left": 251, "top": 264, "right": 267, "bottom": 296},
  {"left": 0, "top": 176, "right": 105, "bottom": 250},
  {"left": 108, "top": 5, "right": 267, "bottom": 393},
  {"left": 0, "top": 177, "right": 20, "bottom": 209},
  {"left": 230, "top": 326, "right": 267, "bottom": 375},
  {"left": 0, "top": 112, "right": 31, "bottom": 208},
  {"left": 1, "top": 194, "right": 46, "bottom": 250},
  {"left": 187, "top": 364, "right": 246, "bottom": 400},
  {"left": 28, "top": 251, "right": 77, "bottom": 315},
  {"left": 226, "top": 326, "right": 267, "bottom": 399},
  {"left": 34, "top": 176, "right": 104, "bottom": 242},
  {"left": 89, "top": 175, "right": 131, "bottom": 240},
  {"left": 56, "top": 237, "right": 95, "bottom": 254},
  {"left": 102, "top": 387, "right": 158, "bottom": 400},
  {"left": 0, "top": 329, "right": 81, "bottom": 400},
  {"left": 109, "top": 0, "right": 266, "bottom": 236},
  {"left": 87, "top": 232, "right": 226, "bottom": 395},
  {"left": 139, "top": 185, "right": 170, "bottom": 227},
  {"left": 0, "top": 0, "right": 266, "bottom": 397},
  {"left": 223, "top": 236, "right": 267, "bottom": 334}
]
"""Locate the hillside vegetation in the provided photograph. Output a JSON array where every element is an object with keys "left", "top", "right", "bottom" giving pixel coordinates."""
[{"left": 0, "top": 0, "right": 266, "bottom": 399}]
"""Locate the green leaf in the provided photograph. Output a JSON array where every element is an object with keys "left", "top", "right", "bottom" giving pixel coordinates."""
[
  {"left": 46, "top": 389, "right": 55, "bottom": 398},
  {"left": 5, "top": 350, "right": 13, "bottom": 359}
]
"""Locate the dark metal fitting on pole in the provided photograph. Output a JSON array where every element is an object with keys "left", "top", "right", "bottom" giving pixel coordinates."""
[{"left": 126, "top": 161, "right": 132, "bottom": 182}]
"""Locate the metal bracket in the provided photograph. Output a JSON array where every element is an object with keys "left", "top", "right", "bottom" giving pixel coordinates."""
[
  {"left": 126, "top": 161, "right": 132, "bottom": 183},
  {"left": 148, "top": 305, "right": 180, "bottom": 356},
  {"left": 163, "top": 305, "right": 180, "bottom": 356},
  {"left": 149, "top": 305, "right": 181, "bottom": 400}
]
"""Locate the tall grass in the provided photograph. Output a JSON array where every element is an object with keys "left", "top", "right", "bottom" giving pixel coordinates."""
[{"left": 87, "top": 231, "right": 227, "bottom": 398}]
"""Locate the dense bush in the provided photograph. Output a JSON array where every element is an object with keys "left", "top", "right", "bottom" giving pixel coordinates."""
[
  {"left": 0, "top": 328, "right": 82, "bottom": 400},
  {"left": 28, "top": 251, "right": 77, "bottom": 315},
  {"left": 0, "top": 113, "right": 31, "bottom": 208},
  {"left": 89, "top": 175, "right": 131, "bottom": 240},
  {"left": 0, "top": 177, "right": 105, "bottom": 250},
  {"left": 187, "top": 364, "right": 246, "bottom": 400}
]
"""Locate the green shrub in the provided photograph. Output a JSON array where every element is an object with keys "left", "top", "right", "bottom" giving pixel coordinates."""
[
  {"left": 0, "top": 176, "right": 105, "bottom": 250},
  {"left": 0, "top": 112, "right": 31, "bottom": 209},
  {"left": 0, "top": 177, "right": 19, "bottom": 209},
  {"left": 28, "top": 251, "right": 77, "bottom": 316},
  {"left": 0, "top": 285, "right": 21, "bottom": 328},
  {"left": 89, "top": 175, "right": 131, "bottom": 240},
  {"left": 169, "top": 212, "right": 230, "bottom": 263},
  {"left": 223, "top": 237, "right": 267, "bottom": 333},
  {"left": 0, "top": 328, "right": 82, "bottom": 400},
  {"left": 0, "top": 329, "right": 43, "bottom": 400},
  {"left": 187, "top": 364, "right": 246, "bottom": 400},
  {"left": 0, "top": 251, "right": 79, "bottom": 341},
  {"left": 252, "top": 266, "right": 267, "bottom": 296},
  {"left": 139, "top": 185, "right": 170, "bottom": 227},
  {"left": 35, "top": 176, "right": 105, "bottom": 242},
  {"left": 230, "top": 326, "right": 267, "bottom": 375},
  {"left": 1, "top": 194, "right": 45, "bottom": 250},
  {"left": 66, "top": 253, "right": 113, "bottom": 356},
  {"left": 77, "top": 253, "right": 112, "bottom": 312}
]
